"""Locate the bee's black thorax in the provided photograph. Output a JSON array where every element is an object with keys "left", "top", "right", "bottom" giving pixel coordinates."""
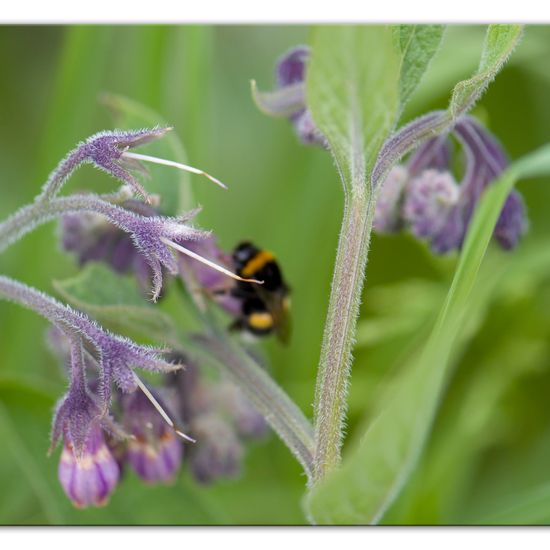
[{"left": 230, "top": 241, "right": 290, "bottom": 341}]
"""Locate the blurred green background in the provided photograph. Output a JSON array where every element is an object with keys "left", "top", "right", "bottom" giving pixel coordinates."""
[{"left": 1, "top": 25, "right": 550, "bottom": 525}]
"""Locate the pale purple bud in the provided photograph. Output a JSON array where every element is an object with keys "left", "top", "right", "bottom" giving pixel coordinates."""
[
  {"left": 494, "top": 190, "right": 528, "bottom": 250},
  {"left": 253, "top": 46, "right": 326, "bottom": 147},
  {"left": 58, "top": 423, "right": 120, "bottom": 508},
  {"left": 454, "top": 117, "right": 527, "bottom": 251},
  {"left": 430, "top": 205, "right": 466, "bottom": 254},
  {"left": 291, "top": 109, "right": 326, "bottom": 146},
  {"left": 373, "top": 165, "right": 409, "bottom": 234},
  {"left": 122, "top": 390, "right": 183, "bottom": 484},
  {"left": 276, "top": 46, "right": 309, "bottom": 87},
  {"left": 403, "top": 169, "right": 460, "bottom": 241},
  {"left": 217, "top": 383, "right": 268, "bottom": 440},
  {"left": 189, "top": 414, "right": 243, "bottom": 484}
]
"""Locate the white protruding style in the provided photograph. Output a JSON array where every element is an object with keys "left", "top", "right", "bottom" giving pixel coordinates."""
[
  {"left": 133, "top": 373, "right": 196, "bottom": 443},
  {"left": 121, "top": 151, "right": 228, "bottom": 190},
  {"left": 161, "top": 237, "right": 264, "bottom": 285}
]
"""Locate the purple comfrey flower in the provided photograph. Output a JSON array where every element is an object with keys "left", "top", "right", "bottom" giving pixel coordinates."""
[
  {"left": 253, "top": 46, "right": 326, "bottom": 147},
  {"left": 374, "top": 116, "right": 528, "bottom": 254},
  {"left": 494, "top": 191, "right": 527, "bottom": 250},
  {"left": 49, "top": 338, "right": 122, "bottom": 508},
  {"left": 188, "top": 414, "right": 243, "bottom": 484},
  {"left": 168, "top": 362, "right": 267, "bottom": 484},
  {"left": 373, "top": 165, "right": 409, "bottom": 234},
  {"left": 122, "top": 389, "right": 183, "bottom": 484},
  {"left": 39, "top": 127, "right": 227, "bottom": 204},
  {"left": 58, "top": 423, "right": 120, "bottom": 508},
  {"left": 453, "top": 117, "right": 527, "bottom": 248},
  {"left": 217, "top": 382, "right": 268, "bottom": 439},
  {"left": 402, "top": 169, "right": 460, "bottom": 240}
]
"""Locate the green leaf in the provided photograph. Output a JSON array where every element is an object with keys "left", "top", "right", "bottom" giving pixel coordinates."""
[
  {"left": 0, "top": 387, "right": 65, "bottom": 524},
  {"left": 450, "top": 24, "right": 523, "bottom": 118},
  {"left": 101, "top": 92, "right": 195, "bottom": 214},
  {"left": 474, "top": 482, "right": 550, "bottom": 525},
  {"left": 53, "top": 263, "right": 182, "bottom": 347},
  {"left": 394, "top": 25, "right": 445, "bottom": 112},
  {"left": 307, "top": 26, "right": 401, "bottom": 191},
  {"left": 305, "top": 144, "right": 550, "bottom": 525}
]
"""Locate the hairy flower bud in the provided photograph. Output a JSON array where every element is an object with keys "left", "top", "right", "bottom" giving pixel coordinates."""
[
  {"left": 252, "top": 46, "right": 326, "bottom": 147},
  {"left": 188, "top": 414, "right": 243, "bottom": 484},
  {"left": 494, "top": 190, "right": 528, "bottom": 250},
  {"left": 122, "top": 390, "right": 183, "bottom": 484},
  {"left": 373, "top": 165, "right": 409, "bottom": 234},
  {"left": 403, "top": 169, "right": 460, "bottom": 241},
  {"left": 217, "top": 382, "right": 268, "bottom": 439},
  {"left": 58, "top": 424, "right": 120, "bottom": 508},
  {"left": 375, "top": 116, "right": 529, "bottom": 255}
]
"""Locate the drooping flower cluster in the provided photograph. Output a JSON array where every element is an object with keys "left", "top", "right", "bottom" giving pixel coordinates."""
[
  {"left": 47, "top": 328, "right": 267, "bottom": 504},
  {"left": 373, "top": 116, "right": 527, "bottom": 253},
  {"left": 24, "top": 126, "right": 271, "bottom": 508},
  {"left": 169, "top": 359, "right": 268, "bottom": 484}
]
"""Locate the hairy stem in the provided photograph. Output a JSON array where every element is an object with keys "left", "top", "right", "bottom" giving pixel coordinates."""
[
  {"left": 0, "top": 194, "right": 142, "bottom": 254},
  {"left": 313, "top": 183, "right": 376, "bottom": 483},
  {"left": 192, "top": 331, "right": 315, "bottom": 483}
]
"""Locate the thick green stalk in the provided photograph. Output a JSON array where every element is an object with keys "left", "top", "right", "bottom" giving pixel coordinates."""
[{"left": 312, "top": 181, "right": 376, "bottom": 483}]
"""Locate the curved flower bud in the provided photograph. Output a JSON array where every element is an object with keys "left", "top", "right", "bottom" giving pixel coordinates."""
[
  {"left": 494, "top": 190, "right": 528, "bottom": 250},
  {"left": 39, "top": 127, "right": 227, "bottom": 204},
  {"left": 122, "top": 389, "right": 183, "bottom": 484},
  {"left": 188, "top": 414, "right": 243, "bottom": 484},
  {"left": 49, "top": 338, "right": 121, "bottom": 508},
  {"left": 39, "top": 128, "right": 170, "bottom": 203},
  {"left": 217, "top": 382, "right": 268, "bottom": 439},
  {"left": 252, "top": 46, "right": 326, "bottom": 147},
  {"left": 403, "top": 169, "right": 460, "bottom": 241},
  {"left": 373, "top": 165, "right": 409, "bottom": 234},
  {"left": 430, "top": 205, "right": 466, "bottom": 255},
  {"left": 58, "top": 423, "right": 120, "bottom": 508},
  {"left": 375, "top": 115, "right": 529, "bottom": 255},
  {"left": 454, "top": 117, "right": 528, "bottom": 251}
]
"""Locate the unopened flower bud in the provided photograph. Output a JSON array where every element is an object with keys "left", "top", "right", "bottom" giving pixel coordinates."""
[
  {"left": 494, "top": 190, "right": 528, "bottom": 250},
  {"left": 58, "top": 424, "right": 120, "bottom": 508},
  {"left": 122, "top": 390, "right": 183, "bottom": 484},
  {"left": 403, "top": 169, "right": 460, "bottom": 241},
  {"left": 189, "top": 414, "right": 243, "bottom": 484},
  {"left": 373, "top": 165, "right": 409, "bottom": 234}
]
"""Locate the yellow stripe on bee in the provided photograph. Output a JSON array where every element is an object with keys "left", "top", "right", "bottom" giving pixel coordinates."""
[
  {"left": 248, "top": 311, "right": 274, "bottom": 330},
  {"left": 241, "top": 250, "right": 275, "bottom": 278}
]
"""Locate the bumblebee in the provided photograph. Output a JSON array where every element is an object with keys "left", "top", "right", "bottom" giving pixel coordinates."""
[{"left": 230, "top": 241, "right": 291, "bottom": 343}]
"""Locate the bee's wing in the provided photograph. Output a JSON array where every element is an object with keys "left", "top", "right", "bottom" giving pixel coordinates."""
[{"left": 255, "top": 287, "right": 292, "bottom": 344}]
